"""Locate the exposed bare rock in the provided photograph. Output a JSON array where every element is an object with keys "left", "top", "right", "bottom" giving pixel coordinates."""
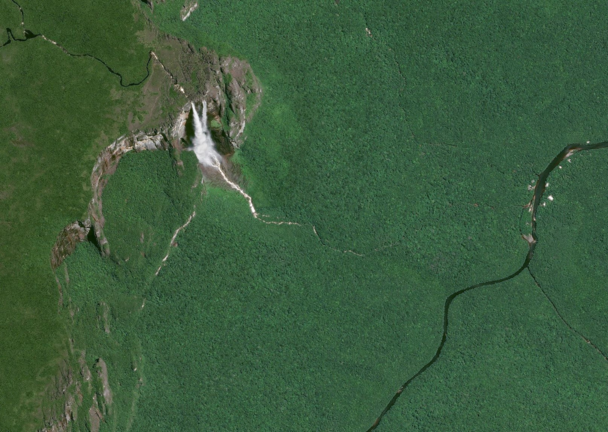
[
  {"left": 44, "top": 28, "right": 263, "bottom": 431},
  {"left": 522, "top": 233, "right": 536, "bottom": 246},
  {"left": 50, "top": 49, "right": 263, "bottom": 261},
  {"left": 204, "top": 53, "right": 262, "bottom": 149},
  {"left": 89, "top": 134, "right": 165, "bottom": 236},
  {"left": 78, "top": 351, "right": 92, "bottom": 390},
  {"left": 212, "top": 56, "right": 262, "bottom": 147},
  {"left": 88, "top": 395, "right": 103, "bottom": 432},
  {"left": 153, "top": 36, "right": 262, "bottom": 149},
  {"left": 51, "top": 221, "right": 91, "bottom": 270},
  {"left": 49, "top": 105, "right": 190, "bottom": 264},
  {"left": 98, "top": 302, "right": 111, "bottom": 334},
  {"left": 180, "top": 1, "right": 198, "bottom": 21},
  {"left": 50, "top": 131, "right": 168, "bottom": 261},
  {"left": 87, "top": 128, "right": 183, "bottom": 256},
  {"left": 38, "top": 350, "right": 116, "bottom": 432},
  {"left": 38, "top": 358, "right": 78, "bottom": 432},
  {"left": 95, "top": 358, "right": 113, "bottom": 411}
]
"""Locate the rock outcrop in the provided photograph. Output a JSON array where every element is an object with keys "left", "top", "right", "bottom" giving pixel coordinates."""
[
  {"left": 50, "top": 132, "right": 168, "bottom": 263},
  {"left": 180, "top": 1, "right": 198, "bottom": 21},
  {"left": 88, "top": 131, "right": 167, "bottom": 256},
  {"left": 46, "top": 26, "right": 263, "bottom": 430},
  {"left": 152, "top": 35, "right": 262, "bottom": 149},
  {"left": 51, "top": 221, "right": 91, "bottom": 270},
  {"left": 51, "top": 49, "right": 261, "bottom": 262}
]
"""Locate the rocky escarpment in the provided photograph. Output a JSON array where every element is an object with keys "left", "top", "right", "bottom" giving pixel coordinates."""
[
  {"left": 50, "top": 221, "right": 91, "bottom": 270},
  {"left": 47, "top": 22, "right": 262, "bottom": 431},
  {"left": 50, "top": 132, "right": 167, "bottom": 266},
  {"left": 151, "top": 35, "right": 262, "bottom": 149},
  {"left": 50, "top": 44, "right": 261, "bottom": 266},
  {"left": 37, "top": 347, "right": 98, "bottom": 432},
  {"left": 214, "top": 56, "right": 262, "bottom": 148},
  {"left": 88, "top": 131, "right": 168, "bottom": 257}
]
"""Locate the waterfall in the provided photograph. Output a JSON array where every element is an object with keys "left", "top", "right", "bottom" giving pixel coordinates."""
[{"left": 190, "top": 101, "right": 222, "bottom": 168}]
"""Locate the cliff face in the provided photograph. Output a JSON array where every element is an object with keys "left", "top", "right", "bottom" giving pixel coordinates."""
[
  {"left": 152, "top": 35, "right": 263, "bottom": 149},
  {"left": 206, "top": 55, "right": 262, "bottom": 149},
  {"left": 87, "top": 131, "right": 167, "bottom": 257},
  {"left": 38, "top": 349, "right": 113, "bottom": 432},
  {"left": 50, "top": 132, "right": 167, "bottom": 267},
  {"left": 45, "top": 130, "right": 177, "bottom": 430},
  {"left": 46, "top": 21, "right": 263, "bottom": 429},
  {"left": 50, "top": 221, "right": 90, "bottom": 270},
  {"left": 50, "top": 45, "right": 261, "bottom": 266}
]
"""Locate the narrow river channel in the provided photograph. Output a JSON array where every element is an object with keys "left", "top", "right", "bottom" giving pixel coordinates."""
[{"left": 367, "top": 140, "right": 608, "bottom": 431}]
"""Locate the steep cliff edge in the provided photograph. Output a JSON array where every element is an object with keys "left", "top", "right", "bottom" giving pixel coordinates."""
[
  {"left": 50, "top": 35, "right": 261, "bottom": 268},
  {"left": 45, "top": 27, "right": 262, "bottom": 431},
  {"left": 151, "top": 34, "right": 262, "bottom": 149}
]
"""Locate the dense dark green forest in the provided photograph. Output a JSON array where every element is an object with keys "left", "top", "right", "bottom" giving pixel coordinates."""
[
  {"left": 4, "top": 0, "right": 608, "bottom": 430},
  {"left": 375, "top": 274, "right": 608, "bottom": 430},
  {"left": 531, "top": 150, "right": 608, "bottom": 356}
]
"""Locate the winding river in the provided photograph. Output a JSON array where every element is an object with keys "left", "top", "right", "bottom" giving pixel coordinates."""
[
  {"left": 367, "top": 141, "right": 608, "bottom": 431},
  {"left": 1, "top": 0, "right": 151, "bottom": 87}
]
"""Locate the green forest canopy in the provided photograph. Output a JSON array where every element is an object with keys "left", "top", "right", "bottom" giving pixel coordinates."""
[{"left": 2, "top": 0, "right": 608, "bottom": 430}]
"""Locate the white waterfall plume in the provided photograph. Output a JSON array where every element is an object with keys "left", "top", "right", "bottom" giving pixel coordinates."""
[
  {"left": 151, "top": 102, "right": 365, "bottom": 278},
  {"left": 190, "top": 101, "right": 222, "bottom": 168},
  {"left": 189, "top": 101, "right": 300, "bottom": 227}
]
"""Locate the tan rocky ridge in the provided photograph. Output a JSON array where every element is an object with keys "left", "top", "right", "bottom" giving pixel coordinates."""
[
  {"left": 44, "top": 15, "right": 262, "bottom": 432},
  {"left": 50, "top": 35, "right": 261, "bottom": 268}
]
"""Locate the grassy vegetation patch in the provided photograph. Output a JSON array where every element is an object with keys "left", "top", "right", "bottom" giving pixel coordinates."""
[
  {"left": 19, "top": 0, "right": 151, "bottom": 83},
  {"left": 0, "top": 2, "right": 174, "bottom": 428}
]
